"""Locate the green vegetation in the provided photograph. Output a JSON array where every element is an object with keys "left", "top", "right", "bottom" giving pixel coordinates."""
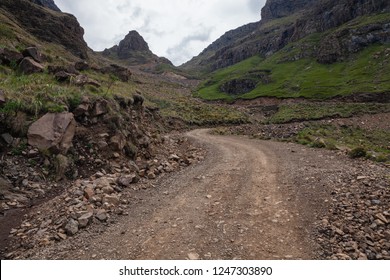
[
  {"left": 295, "top": 124, "right": 390, "bottom": 163},
  {"left": 196, "top": 12, "right": 390, "bottom": 101},
  {"left": 0, "top": 23, "right": 14, "bottom": 39},
  {"left": 0, "top": 70, "right": 134, "bottom": 116},
  {"left": 268, "top": 103, "right": 390, "bottom": 123},
  {"left": 159, "top": 100, "right": 248, "bottom": 125},
  {"left": 197, "top": 44, "right": 390, "bottom": 100},
  {"left": 259, "top": 13, "right": 301, "bottom": 30},
  {"left": 342, "top": 12, "right": 390, "bottom": 29},
  {"left": 0, "top": 61, "right": 247, "bottom": 126}
]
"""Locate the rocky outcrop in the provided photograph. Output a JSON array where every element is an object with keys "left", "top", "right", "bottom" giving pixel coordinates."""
[
  {"left": 100, "top": 64, "right": 132, "bottom": 82},
  {"left": 220, "top": 79, "right": 257, "bottom": 95},
  {"left": 0, "top": 0, "right": 88, "bottom": 59},
  {"left": 27, "top": 112, "right": 76, "bottom": 154},
  {"left": 103, "top": 31, "right": 151, "bottom": 60},
  {"left": 30, "top": 0, "right": 61, "bottom": 12},
  {"left": 22, "top": 47, "right": 42, "bottom": 63},
  {"left": 183, "top": 0, "right": 390, "bottom": 72},
  {"left": 117, "top": 31, "right": 151, "bottom": 59},
  {"left": 261, "top": 0, "right": 316, "bottom": 21},
  {"left": 316, "top": 22, "right": 390, "bottom": 63},
  {"left": 292, "top": 0, "right": 390, "bottom": 40},
  {"left": 18, "top": 57, "right": 44, "bottom": 74},
  {"left": 0, "top": 48, "right": 24, "bottom": 67},
  {"left": 102, "top": 30, "right": 172, "bottom": 66}
]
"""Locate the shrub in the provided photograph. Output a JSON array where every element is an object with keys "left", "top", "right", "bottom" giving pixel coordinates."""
[{"left": 348, "top": 147, "right": 367, "bottom": 158}]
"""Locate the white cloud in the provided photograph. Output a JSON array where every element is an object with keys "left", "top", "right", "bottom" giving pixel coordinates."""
[{"left": 55, "top": 0, "right": 266, "bottom": 65}]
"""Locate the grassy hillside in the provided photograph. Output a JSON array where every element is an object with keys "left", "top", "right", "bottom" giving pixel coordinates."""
[
  {"left": 0, "top": 4, "right": 247, "bottom": 126},
  {"left": 197, "top": 44, "right": 390, "bottom": 101},
  {"left": 197, "top": 14, "right": 390, "bottom": 101}
]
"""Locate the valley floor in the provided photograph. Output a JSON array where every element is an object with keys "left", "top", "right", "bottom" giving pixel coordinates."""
[{"left": 12, "top": 129, "right": 389, "bottom": 260}]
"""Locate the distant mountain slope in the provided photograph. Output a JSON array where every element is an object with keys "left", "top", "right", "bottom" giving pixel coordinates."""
[
  {"left": 182, "top": 0, "right": 390, "bottom": 73},
  {"left": 101, "top": 30, "right": 172, "bottom": 66},
  {"left": 30, "top": 0, "right": 61, "bottom": 12},
  {"left": 0, "top": 0, "right": 88, "bottom": 59},
  {"left": 193, "top": 0, "right": 390, "bottom": 100}
]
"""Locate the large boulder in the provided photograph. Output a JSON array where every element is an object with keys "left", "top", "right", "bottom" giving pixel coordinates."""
[
  {"left": 110, "top": 133, "right": 126, "bottom": 151},
  {"left": 0, "top": 48, "right": 23, "bottom": 66},
  {"left": 27, "top": 112, "right": 76, "bottom": 154},
  {"left": 91, "top": 100, "right": 108, "bottom": 116},
  {"left": 18, "top": 57, "right": 44, "bottom": 74},
  {"left": 101, "top": 64, "right": 132, "bottom": 82},
  {"left": 22, "top": 47, "right": 42, "bottom": 63},
  {"left": 74, "top": 61, "right": 89, "bottom": 71}
]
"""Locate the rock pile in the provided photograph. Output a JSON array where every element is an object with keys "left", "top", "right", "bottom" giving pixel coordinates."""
[
  {"left": 1, "top": 133, "right": 205, "bottom": 259},
  {"left": 0, "top": 45, "right": 131, "bottom": 89},
  {"left": 317, "top": 172, "right": 390, "bottom": 260},
  {"left": 221, "top": 122, "right": 307, "bottom": 140}
]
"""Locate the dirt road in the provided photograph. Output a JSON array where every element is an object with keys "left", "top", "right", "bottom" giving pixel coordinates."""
[{"left": 25, "top": 129, "right": 339, "bottom": 260}]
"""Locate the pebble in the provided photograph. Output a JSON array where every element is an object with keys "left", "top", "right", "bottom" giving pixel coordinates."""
[
  {"left": 64, "top": 219, "right": 79, "bottom": 236},
  {"left": 188, "top": 253, "right": 200, "bottom": 260},
  {"left": 95, "top": 209, "right": 108, "bottom": 222}
]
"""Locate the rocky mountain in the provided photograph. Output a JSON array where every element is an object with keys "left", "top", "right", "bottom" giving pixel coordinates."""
[
  {"left": 0, "top": 0, "right": 88, "bottom": 59},
  {"left": 182, "top": 0, "right": 390, "bottom": 73},
  {"left": 261, "top": 0, "right": 316, "bottom": 21},
  {"left": 30, "top": 0, "right": 61, "bottom": 12},
  {"left": 102, "top": 30, "right": 172, "bottom": 66}
]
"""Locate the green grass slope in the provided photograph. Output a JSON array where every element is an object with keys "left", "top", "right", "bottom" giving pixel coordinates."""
[{"left": 197, "top": 15, "right": 390, "bottom": 101}]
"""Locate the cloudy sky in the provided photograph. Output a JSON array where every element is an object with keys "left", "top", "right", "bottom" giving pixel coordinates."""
[{"left": 55, "top": 0, "right": 266, "bottom": 65}]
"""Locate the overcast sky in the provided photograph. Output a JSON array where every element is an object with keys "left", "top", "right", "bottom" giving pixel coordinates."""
[{"left": 55, "top": 0, "right": 266, "bottom": 65}]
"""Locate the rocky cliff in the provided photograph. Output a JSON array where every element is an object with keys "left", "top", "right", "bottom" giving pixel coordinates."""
[
  {"left": 182, "top": 0, "right": 390, "bottom": 72},
  {"left": 102, "top": 30, "right": 172, "bottom": 66},
  {"left": 261, "top": 0, "right": 316, "bottom": 21},
  {"left": 0, "top": 0, "right": 88, "bottom": 59},
  {"left": 30, "top": 0, "right": 61, "bottom": 12}
]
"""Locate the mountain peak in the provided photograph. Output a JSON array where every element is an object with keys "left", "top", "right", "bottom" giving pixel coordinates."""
[
  {"left": 117, "top": 31, "right": 151, "bottom": 59},
  {"left": 261, "top": 0, "right": 316, "bottom": 21},
  {"left": 30, "top": 0, "right": 61, "bottom": 12},
  {"left": 102, "top": 30, "right": 172, "bottom": 66}
]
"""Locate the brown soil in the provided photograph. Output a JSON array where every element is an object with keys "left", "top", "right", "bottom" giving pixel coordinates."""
[
  {"left": 14, "top": 129, "right": 343, "bottom": 260},
  {"left": 9, "top": 129, "right": 388, "bottom": 260}
]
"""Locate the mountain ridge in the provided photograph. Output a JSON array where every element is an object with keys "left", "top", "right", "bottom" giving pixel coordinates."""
[
  {"left": 0, "top": 0, "right": 88, "bottom": 59},
  {"left": 182, "top": 0, "right": 390, "bottom": 73},
  {"left": 101, "top": 30, "right": 172, "bottom": 67},
  {"left": 30, "top": 0, "right": 61, "bottom": 12}
]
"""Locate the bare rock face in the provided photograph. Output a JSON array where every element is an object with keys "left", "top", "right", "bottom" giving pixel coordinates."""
[
  {"left": 183, "top": 0, "right": 390, "bottom": 72},
  {"left": 117, "top": 31, "right": 150, "bottom": 59},
  {"left": 261, "top": 0, "right": 316, "bottom": 21},
  {"left": 102, "top": 31, "right": 171, "bottom": 66},
  {"left": 22, "top": 47, "right": 42, "bottom": 63},
  {"left": 29, "top": 0, "right": 61, "bottom": 12},
  {"left": 220, "top": 79, "right": 257, "bottom": 95},
  {"left": 100, "top": 64, "right": 132, "bottom": 82},
  {"left": 0, "top": 0, "right": 88, "bottom": 59},
  {"left": 27, "top": 112, "right": 76, "bottom": 154},
  {"left": 18, "top": 57, "right": 44, "bottom": 74}
]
